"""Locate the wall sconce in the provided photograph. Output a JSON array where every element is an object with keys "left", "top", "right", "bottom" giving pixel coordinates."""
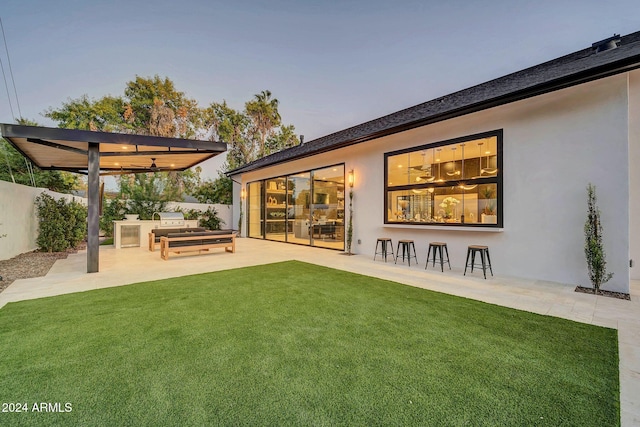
[
  {"left": 348, "top": 169, "right": 355, "bottom": 188},
  {"left": 240, "top": 187, "right": 246, "bottom": 199}
]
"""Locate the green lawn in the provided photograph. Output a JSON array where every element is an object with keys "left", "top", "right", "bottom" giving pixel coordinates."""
[{"left": 0, "top": 261, "right": 619, "bottom": 426}]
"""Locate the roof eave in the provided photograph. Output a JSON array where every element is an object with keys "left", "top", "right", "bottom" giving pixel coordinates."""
[{"left": 228, "top": 52, "right": 640, "bottom": 177}]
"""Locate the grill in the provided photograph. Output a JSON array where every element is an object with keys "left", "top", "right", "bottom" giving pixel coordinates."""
[{"left": 154, "top": 212, "right": 185, "bottom": 227}]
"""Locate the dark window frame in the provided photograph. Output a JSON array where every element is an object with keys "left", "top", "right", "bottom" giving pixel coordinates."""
[{"left": 383, "top": 130, "right": 503, "bottom": 228}]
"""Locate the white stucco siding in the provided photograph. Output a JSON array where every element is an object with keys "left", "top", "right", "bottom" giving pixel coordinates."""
[
  {"left": 239, "top": 73, "right": 632, "bottom": 293},
  {"left": 498, "top": 75, "right": 629, "bottom": 292},
  {"left": 630, "top": 69, "right": 640, "bottom": 280}
]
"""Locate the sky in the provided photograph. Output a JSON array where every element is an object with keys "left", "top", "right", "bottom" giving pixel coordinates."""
[{"left": 1, "top": 0, "right": 639, "bottom": 181}]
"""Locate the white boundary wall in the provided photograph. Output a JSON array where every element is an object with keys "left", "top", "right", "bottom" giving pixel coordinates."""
[
  {"left": 0, "top": 180, "right": 233, "bottom": 261},
  {"left": 0, "top": 181, "right": 86, "bottom": 261}
]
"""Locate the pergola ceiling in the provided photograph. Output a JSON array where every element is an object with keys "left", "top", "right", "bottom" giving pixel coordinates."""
[{"left": 0, "top": 124, "right": 226, "bottom": 175}]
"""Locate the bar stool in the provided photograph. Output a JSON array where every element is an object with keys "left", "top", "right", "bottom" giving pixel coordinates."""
[
  {"left": 464, "top": 245, "right": 493, "bottom": 279},
  {"left": 374, "top": 238, "right": 394, "bottom": 262},
  {"left": 395, "top": 239, "right": 418, "bottom": 266},
  {"left": 426, "top": 242, "right": 451, "bottom": 272}
]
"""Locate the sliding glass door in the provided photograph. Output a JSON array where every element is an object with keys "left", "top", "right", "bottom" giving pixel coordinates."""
[
  {"left": 311, "top": 166, "right": 345, "bottom": 250},
  {"left": 246, "top": 164, "right": 344, "bottom": 251}
]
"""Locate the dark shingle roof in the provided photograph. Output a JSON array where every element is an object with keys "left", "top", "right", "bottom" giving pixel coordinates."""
[{"left": 229, "top": 31, "right": 640, "bottom": 176}]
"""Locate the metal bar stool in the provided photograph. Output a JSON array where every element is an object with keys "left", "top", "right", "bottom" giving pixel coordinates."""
[
  {"left": 464, "top": 245, "right": 493, "bottom": 279},
  {"left": 395, "top": 239, "right": 418, "bottom": 266},
  {"left": 374, "top": 237, "right": 394, "bottom": 262},
  {"left": 426, "top": 242, "right": 451, "bottom": 272}
]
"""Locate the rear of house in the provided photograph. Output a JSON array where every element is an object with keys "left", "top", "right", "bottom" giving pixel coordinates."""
[{"left": 230, "top": 32, "right": 640, "bottom": 294}]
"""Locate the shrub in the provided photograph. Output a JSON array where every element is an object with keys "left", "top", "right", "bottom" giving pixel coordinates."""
[
  {"left": 171, "top": 206, "right": 224, "bottom": 230},
  {"left": 100, "top": 198, "right": 128, "bottom": 237},
  {"left": 199, "top": 207, "right": 224, "bottom": 230},
  {"left": 35, "top": 193, "right": 87, "bottom": 252}
]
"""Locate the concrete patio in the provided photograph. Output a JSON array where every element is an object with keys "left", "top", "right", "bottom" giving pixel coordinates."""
[{"left": 1, "top": 238, "right": 639, "bottom": 425}]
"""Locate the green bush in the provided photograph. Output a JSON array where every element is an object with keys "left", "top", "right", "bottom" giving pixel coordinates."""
[
  {"left": 100, "top": 199, "right": 128, "bottom": 237},
  {"left": 199, "top": 207, "right": 224, "bottom": 230},
  {"left": 173, "top": 206, "right": 224, "bottom": 230},
  {"left": 35, "top": 193, "right": 87, "bottom": 252}
]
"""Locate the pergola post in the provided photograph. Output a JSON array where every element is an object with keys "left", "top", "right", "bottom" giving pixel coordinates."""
[{"left": 87, "top": 143, "right": 100, "bottom": 273}]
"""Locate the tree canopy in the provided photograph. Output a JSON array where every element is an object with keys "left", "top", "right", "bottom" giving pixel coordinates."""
[{"left": 2, "top": 75, "right": 299, "bottom": 202}]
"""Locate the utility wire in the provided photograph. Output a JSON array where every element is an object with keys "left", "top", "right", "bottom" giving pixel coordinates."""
[
  {"left": 0, "top": 17, "right": 21, "bottom": 119},
  {"left": 0, "top": 49, "right": 15, "bottom": 122}
]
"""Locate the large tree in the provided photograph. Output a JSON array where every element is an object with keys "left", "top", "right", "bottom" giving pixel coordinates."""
[
  {"left": 245, "top": 90, "right": 282, "bottom": 158},
  {"left": 45, "top": 95, "right": 126, "bottom": 132},
  {"left": 45, "top": 76, "right": 205, "bottom": 201},
  {"left": 204, "top": 91, "right": 299, "bottom": 171},
  {"left": 124, "top": 75, "right": 202, "bottom": 138}
]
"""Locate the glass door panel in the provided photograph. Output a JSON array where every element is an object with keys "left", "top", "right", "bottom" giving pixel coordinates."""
[
  {"left": 311, "top": 165, "right": 345, "bottom": 250},
  {"left": 248, "top": 181, "right": 263, "bottom": 238},
  {"left": 288, "top": 173, "right": 311, "bottom": 245},
  {"left": 265, "top": 177, "right": 287, "bottom": 241}
]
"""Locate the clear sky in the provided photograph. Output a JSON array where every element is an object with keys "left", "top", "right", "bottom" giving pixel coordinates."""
[{"left": 0, "top": 0, "right": 638, "bottom": 180}]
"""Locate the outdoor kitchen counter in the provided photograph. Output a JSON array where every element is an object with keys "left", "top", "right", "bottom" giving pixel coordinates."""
[{"left": 112, "top": 220, "right": 199, "bottom": 249}]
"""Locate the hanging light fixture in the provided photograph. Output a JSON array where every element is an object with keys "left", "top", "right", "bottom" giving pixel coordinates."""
[
  {"left": 446, "top": 146, "right": 461, "bottom": 177},
  {"left": 481, "top": 141, "right": 498, "bottom": 175},
  {"left": 459, "top": 183, "right": 478, "bottom": 190},
  {"left": 416, "top": 150, "right": 435, "bottom": 182},
  {"left": 473, "top": 141, "right": 484, "bottom": 178},
  {"left": 436, "top": 148, "right": 444, "bottom": 182}
]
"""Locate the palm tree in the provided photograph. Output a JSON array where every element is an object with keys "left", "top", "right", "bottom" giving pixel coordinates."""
[{"left": 245, "top": 90, "right": 282, "bottom": 158}]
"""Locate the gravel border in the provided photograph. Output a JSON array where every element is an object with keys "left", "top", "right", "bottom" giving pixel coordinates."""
[{"left": 0, "top": 249, "right": 78, "bottom": 294}]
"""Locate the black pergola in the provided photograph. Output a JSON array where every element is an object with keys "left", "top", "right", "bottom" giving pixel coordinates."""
[{"left": 0, "top": 124, "right": 226, "bottom": 273}]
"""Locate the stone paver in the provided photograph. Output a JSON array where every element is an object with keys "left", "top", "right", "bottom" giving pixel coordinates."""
[{"left": 1, "top": 238, "right": 638, "bottom": 425}]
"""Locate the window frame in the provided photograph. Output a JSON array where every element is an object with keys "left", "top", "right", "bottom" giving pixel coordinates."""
[{"left": 383, "top": 130, "right": 503, "bottom": 228}]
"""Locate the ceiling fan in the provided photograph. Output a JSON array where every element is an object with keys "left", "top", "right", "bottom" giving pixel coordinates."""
[{"left": 130, "top": 158, "right": 160, "bottom": 171}]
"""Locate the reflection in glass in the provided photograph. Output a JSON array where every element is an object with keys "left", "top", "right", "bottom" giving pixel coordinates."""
[
  {"left": 265, "top": 177, "right": 289, "bottom": 241},
  {"left": 312, "top": 165, "right": 345, "bottom": 250},
  {"left": 289, "top": 173, "right": 311, "bottom": 245},
  {"left": 248, "top": 181, "right": 263, "bottom": 238}
]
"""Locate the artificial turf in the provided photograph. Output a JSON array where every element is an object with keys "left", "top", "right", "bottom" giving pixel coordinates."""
[{"left": 0, "top": 261, "right": 619, "bottom": 426}]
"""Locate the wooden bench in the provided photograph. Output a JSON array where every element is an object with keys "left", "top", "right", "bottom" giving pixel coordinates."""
[
  {"left": 160, "top": 231, "right": 236, "bottom": 260},
  {"left": 148, "top": 227, "right": 206, "bottom": 251}
]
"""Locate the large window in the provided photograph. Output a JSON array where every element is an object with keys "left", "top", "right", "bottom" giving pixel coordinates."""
[{"left": 385, "top": 130, "right": 502, "bottom": 227}]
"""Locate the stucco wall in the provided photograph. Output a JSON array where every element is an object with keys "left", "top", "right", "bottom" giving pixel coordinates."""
[
  {"left": 630, "top": 69, "right": 640, "bottom": 280},
  {"left": 239, "top": 73, "right": 632, "bottom": 293},
  {"left": 0, "top": 181, "right": 87, "bottom": 261}
]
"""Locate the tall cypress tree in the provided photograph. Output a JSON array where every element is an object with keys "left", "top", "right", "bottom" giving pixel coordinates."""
[{"left": 584, "top": 183, "right": 613, "bottom": 292}]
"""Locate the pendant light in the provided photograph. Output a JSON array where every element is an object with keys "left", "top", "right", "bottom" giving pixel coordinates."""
[
  {"left": 417, "top": 150, "right": 435, "bottom": 182},
  {"left": 446, "top": 146, "right": 461, "bottom": 177},
  {"left": 481, "top": 142, "right": 498, "bottom": 175}
]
